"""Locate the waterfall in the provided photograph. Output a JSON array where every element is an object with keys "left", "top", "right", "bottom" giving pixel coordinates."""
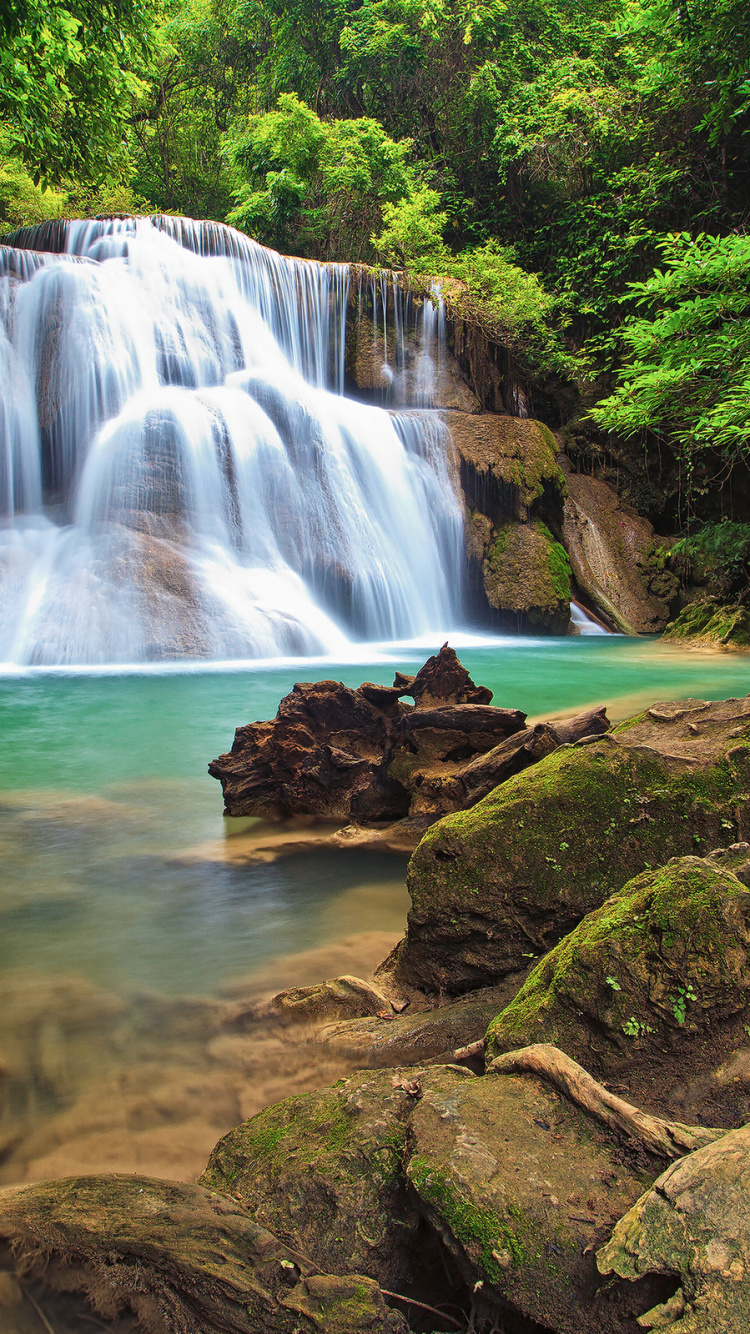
[{"left": 0, "top": 216, "right": 464, "bottom": 666}]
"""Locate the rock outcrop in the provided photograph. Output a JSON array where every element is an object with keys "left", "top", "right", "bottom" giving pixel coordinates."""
[
  {"left": 451, "top": 411, "right": 573, "bottom": 631},
  {"left": 390, "top": 694, "right": 750, "bottom": 994},
  {"left": 663, "top": 599, "right": 750, "bottom": 650},
  {"left": 562, "top": 472, "right": 677, "bottom": 633},
  {"left": 209, "top": 644, "right": 609, "bottom": 827},
  {"left": 477, "top": 518, "right": 572, "bottom": 632}
]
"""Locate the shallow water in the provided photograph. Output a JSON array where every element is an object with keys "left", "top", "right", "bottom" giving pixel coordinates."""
[{"left": 0, "top": 633, "right": 748, "bottom": 1185}]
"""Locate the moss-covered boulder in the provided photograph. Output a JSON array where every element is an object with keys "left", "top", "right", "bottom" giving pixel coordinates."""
[
  {"left": 663, "top": 600, "right": 750, "bottom": 650},
  {"left": 405, "top": 1060, "right": 659, "bottom": 1333},
  {"left": 201, "top": 1056, "right": 674, "bottom": 1334},
  {"left": 200, "top": 1065, "right": 472, "bottom": 1296},
  {"left": 480, "top": 519, "right": 572, "bottom": 632},
  {"left": 486, "top": 855, "right": 750, "bottom": 1073},
  {"left": 393, "top": 719, "right": 750, "bottom": 994},
  {"left": 445, "top": 411, "right": 564, "bottom": 519},
  {"left": 597, "top": 1122, "right": 750, "bottom": 1332}
]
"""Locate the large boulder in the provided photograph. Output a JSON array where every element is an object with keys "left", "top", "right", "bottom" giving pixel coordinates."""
[
  {"left": 485, "top": 854, "right": 750, "bottom": 1084},
  {"left": 406, "top": 1058, "right": 663, "bottom": 1334},
  {"left": 203, "top": 1057, "right": 691, "bottom": 1334},
  {"left": 442, "top": 411, "right": 576, "bottom": 631},
  {"left": 597, "top": 1122, "right": 750, "bottom": 1332},
  {"left": 445, "top": 411, "right": 565, "bottom": 521},
  {"left": 391, "top": 698, "right": 750, "bottom": 994},
  {"left": 562, "top": 472, "right": 676, "bottom": 634},
  {"left": 478, "top": 518, "right": 572, "bottom": 632},
  {"left": 200, "top": 1064, "right": 472, "bottom": 1296}
]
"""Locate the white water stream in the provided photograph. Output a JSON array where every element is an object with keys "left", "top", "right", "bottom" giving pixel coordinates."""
[{"left": 0, "top": 218, "right": 464, "bottom": 665}]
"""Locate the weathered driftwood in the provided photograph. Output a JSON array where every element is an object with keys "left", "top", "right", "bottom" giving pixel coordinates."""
[
  {"left": 487, "top": 1044, "right": 725, "bottom": 1160},
  {"left": 0, "top": 1174, "right": 402, "bottom": 1334}
]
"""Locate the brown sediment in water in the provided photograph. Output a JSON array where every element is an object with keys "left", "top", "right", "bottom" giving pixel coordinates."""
[{"left": 0, "top": 931, "right": 401, "bottom": 1189}]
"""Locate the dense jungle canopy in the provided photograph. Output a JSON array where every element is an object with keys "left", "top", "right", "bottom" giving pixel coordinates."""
[{"left": 1, "top": 0, "right": 749, "bottom": 562}]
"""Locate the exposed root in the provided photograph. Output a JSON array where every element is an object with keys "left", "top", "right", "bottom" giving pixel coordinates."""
[{"left": 487, "top": 1044, "right": 726, "bottom": 1160}]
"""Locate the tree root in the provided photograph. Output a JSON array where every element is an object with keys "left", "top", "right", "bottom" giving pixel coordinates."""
[
  {"left": 487, "top": 1044, "right": 726, "bottom": 1160},
  {"left": 0, "top": 1175, "right": 398, "bottom": 1334}
]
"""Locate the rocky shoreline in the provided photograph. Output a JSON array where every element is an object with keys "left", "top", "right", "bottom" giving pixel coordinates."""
[{"left": 2, "top": 653, "right": 750, "bottom": 1333}]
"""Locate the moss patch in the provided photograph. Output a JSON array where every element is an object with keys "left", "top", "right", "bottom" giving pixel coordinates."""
[
  {"left": 408, "top": 1155, "right": 532, "bottom": 1280},
  {"left": 663, "top": 601, "right": 750, "bottom": 650}
]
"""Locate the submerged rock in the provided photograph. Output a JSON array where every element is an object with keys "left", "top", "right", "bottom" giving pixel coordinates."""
[
  {"left": 486, "top": 854, "right": 750, "bottom": 1076},
  {"left": 237, "top": 974, "right": 394, "bottom": 1026},
  {"left": 319, "top": 985, "right": 514, "bottom": 1067}
]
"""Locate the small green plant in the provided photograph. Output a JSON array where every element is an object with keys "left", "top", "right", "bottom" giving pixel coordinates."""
[
  {"left": 606, "top": 976, "right": 622, "bottom": 992},
  {"left": 559, "top": 841, "right": 570, "bottom": 852},
  {"left": 622, "top": 1016, "right": 654, "bottom": 1038},
  {"left": 669, "top": 983, "right": 698, "bottom": 1026}
]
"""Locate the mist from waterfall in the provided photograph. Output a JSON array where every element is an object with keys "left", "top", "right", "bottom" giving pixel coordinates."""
[{"left": 0, "top": 218, "right": 464, "bottom": 666}]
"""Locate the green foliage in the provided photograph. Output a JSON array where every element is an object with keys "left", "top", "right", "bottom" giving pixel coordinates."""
[
  {"left": 0, "top": 130, "right": 65, "bottom": 228},
  {"left": 592, "top": 232, "right": 750, "bottom": 477},
  {"left": 670, "top": 520, "right": 750, "bottom": 598},
  {"left": 226, "top": 93, "right": 414, "bottom": 259},
  {"left": 371, "top": 185, "right": 447, "bottom": 267},
  {"left": 0, "top": 0, "right": 158, "bottom": 185}
]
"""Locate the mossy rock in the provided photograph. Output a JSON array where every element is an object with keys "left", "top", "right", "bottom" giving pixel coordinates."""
[
  {"left": 597, "top": 1122, "right": 750, "bottom": 1332},
  {"left": 394, "top": 729, "right": 750, "bottom": 994},
  {"left": 444, "top": 411, "right": 564, "bottom": 516},
  {"left": 199, "top": 1065, "right": 470, "bottom": 1294},
  {"left": 482, "top": 519, "right": 572, "bottom": 632},
  {"left": 406, "top": 1062, "right": 657, "bottom": 1333},
  {"left": 486, "top": 855, "right": 750, "bottom": 1072},
  {"left": 663, "top": 601, "right": 750, "bottom": 650}
]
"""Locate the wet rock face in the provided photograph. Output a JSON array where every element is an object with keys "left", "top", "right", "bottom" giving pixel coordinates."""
[
  {"left": 486, "top": 854, "right": 750, "bottom": 1073},
  {"left": 396, "top": 700, "right": 750, "bottom": 994},
  {"left": 562, "top": 472, "right": 675, "bottom": 634},
  {"left": 447, "top": 411, "right": 573, "bottom": 632}
]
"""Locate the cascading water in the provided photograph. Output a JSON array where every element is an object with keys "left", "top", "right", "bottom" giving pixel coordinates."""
[{"left": 0, "top": 216, "right": 464, "bottom": 666}]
